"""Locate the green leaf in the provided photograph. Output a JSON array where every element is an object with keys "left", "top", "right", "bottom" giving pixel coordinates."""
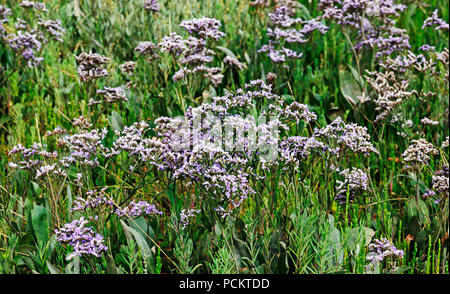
[
  {"left": 66, "top": 256, "right": 80, "bottom": 274},
  {"left": 31, "top": 204, "right": 49, "bottom": 247},
  {"left": 109, "top": 111, "right": 124, "bottom": 133},
  {"left": 347, "top": 64, "right": 364, "bottom": 88},
  {"left": 406, "top": 199, "right": 418, "bottom": 218},
  {"left": 31, "top": 181, "right": 41, "bottom": 197},
  {"left": 46, "top": 261, "right": 63, "bottom": 274},
  {"left": 362, "top": 227, "right": 375, "bottom": 246},
  {"left": 67, "top": 185, "right": 73, "bottom": 218},
  {"left": 120, "top": 220, "right": 153, "bottom": 259},
  {"left": 130, "top": 215, "right": 155, "bottom": 246},
  {"left": 339, "top": 68, "right": 362, "bottom": 107},
  {"left": 216, "top": 46, "right": 238, "bottom": 60},
  {"left": 417, "top": 199, "right": 430, "bottom": 226},
  {"left": 106, "top": 253, "right": 118, "bottom": 274},
  {"left": 390, "top": 266, "right": 412, "bottom": 274}
]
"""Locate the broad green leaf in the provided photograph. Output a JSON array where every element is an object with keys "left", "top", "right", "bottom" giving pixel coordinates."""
[
  {"left": 106, "top": 253, "right": 118, "bottom": 274},
  {"left": 216, "top": 46, "right": 238, "bottom": 60},
  {"left": 31, "top": 204, "right": 49, "bottom": 246},
  {"left": 120, "top": 220, "right": 153, "bottom": 259},
  {"left": 109, "top": 111, "right": 124, "bottom": 133},
  {"left": 47, "top": 261, "right": 63, "bottom": 274},
  {"left": 390, "top": 266, "right": 412, "bottom": 274},
  {"left": 339, "top": 68, "right": 362, "bottom": 106},
  {"left": 362, "top": 227, "right": 375, "bottom": 246},
  {"left": 66, "top": 256, "right": 80, "bottom": 274}
]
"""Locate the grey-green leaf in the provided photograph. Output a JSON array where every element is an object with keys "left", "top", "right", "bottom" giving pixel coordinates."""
[
  {"left": 120, "top": 220, "right": 153, "bottom": 259},
  {"left": 31, "top": 204, "right": 49, "bottom": 247}
]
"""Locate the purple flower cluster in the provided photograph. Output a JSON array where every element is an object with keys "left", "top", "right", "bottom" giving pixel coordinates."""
[
  {"left": 179, "top": 17, "right": 225, "bottom": 41},
  {"left": 72, "top": 188, "right": 114, "bottom": 213},
  {"left": 7, "top": 76, "right": 378, "bottom": 225},
  {"left": 425, "top": 166, "right": 449, "bottom": 203},
  {"left": 335, "top": 167, "right": 368, "bottom": 203},
  {"left": 59, "top": 127, "right": 108, "bottom": 167},
  {"left": 366, "top": 238, "right": 404, "bottom": 266},
  {"left": 314, "top": 116, "right": 379, "bottom": 156},
  {"left": 259, "top": 6, "right": 328, "bottom": 66},
  {"left": 158, "top": 18, "right": 230, "bottom": 86},
  {"left": 143, "top": 0, "right": 160, "bottom": 12},
  {"left": 19, "top": 1, "right": 48, "bottom": 12},
  {"left": 364, "top": 70, "right": 416, "bottom": 123},
  {"left": 8, "top": 142, "right": 60, "bottom": 178},
  {"left": 96, "top": 86, "right": 128, "bottom": 104},
  {"left": 180, "top": 208, "right": 201, "bottom": 230},
  {"left": 7, "top": 31, "right": 44, "bottom": 67},
  {"left": 1, "top": 3, "right": 64, "bottom": 67},
  {"left": 55, "top": 217, "right": 108, "bottom": 260},
  {"left": 75, "top": 52, "right": 110, "bottom": 83},
  {"left": 119, "top": 61, "right": 137, "bottom": 77},
  {"left": 37, "top": 18, "right": 65, "bottom": 42},
  {"left": 223, "top": 56, "right": 247, "bottom": 71},
  {"left": 401, "top": 138, "right": 438, "bottom": 168},
  {"left": 320, "top": 0, "right": 410, "bottom": 59},
  {"left": 278, "top": 136, "right": 325, "bottom": 169},
  {"left": 115, "top": 200, "right": 163, "bottom": 218},
  {"left": 422, "top": 9, "right": 449, "bottom": 31},
  {"left": 135, "top": 41, "right": 159, "bottom": 60},
  {"left": 0, "top": 5, "right": 12, "bottom": 37}
]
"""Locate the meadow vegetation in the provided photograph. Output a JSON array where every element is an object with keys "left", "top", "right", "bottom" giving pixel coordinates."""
[{"left": 0, "top": 0, "right": 448, "bottom": 274}]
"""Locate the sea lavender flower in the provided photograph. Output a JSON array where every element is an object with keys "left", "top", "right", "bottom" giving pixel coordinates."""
[
  {"left": 0, "top": 5, "right": 11, "bottom": 37},
  {"left": 419, "top": 44, "right": 435, "bottom": 52},
  {"left": 421, "top": 117, "right": 439, "bottom": 126},
  {"left": 179, "top": 17, "right": 225, "bottom": 41},
  {"left": 37, "top": 18, "right": 65, "bottom": 42},
  {"left": 158, "top": 33, "right": 187, "bottom": 55},
  {"left": 402, "top": 138, "right": 438, "bottom": 168},
  {"left": 281, "top": 102, "right": 317, "bottom": 124},
  {"left": 300, "top": 18, "right": 329, "bottom": 35},
  {"left": 119, "top": 61, "right": 136, "bottom": 75},
  {"left": 180, "top": 208, "right": 201, "bottom": 230},
  {"left": 159, "top": 20, "right": 225, "bottom": 85},
  {"left": 429, "top": 166, "right": 449, "bottom": 201},
  {"left": 143, "top": 0, "right": 160, "bottom": 12},
  {"left": 279, "top": 136, "right": 325, "bottom": 169},
  {"left": 59, "top": 128, "right": 108, "bottom": 167},
  {"left": 335, "top": 167, "right": 368, "bottom": 203},
  {"left": 320, "top": 0, "right": 410, "bottom": 58},
  {"left": 35, "top": 164, "right": 67, "bottom": 179},
  {"left": 97, "top": 86, "right": 128, "bottom": 103},
  {"left": 135, "top": 41, "right": 159, "bottom": 59},
  {"left": 72, "top": 115, "right": 92, "bottom": 129},
  {"left": 46, "top": 127, "right": 66, "bottom": 137},
  {"left": 422, "top": 9, "right": 449, "bottom": 31},
  {"left": 249, "top": 0, "right": 271, "bottom": 7},
  {"left": 314, "top": 117, "right": 379, "bottom": 156},
  {"left": 19, "top": 1, "right": 48, "bottom": 12},
  {"left": 115, "top": 200, "right": 163, "bottom": 218},
  {"left": 8, "top": 142, "right": 58, "bottom": 172},
  {"left": 75, "top": 52, "right": 110, "bottom": 82},
  {"left": 72, "top": 188, "right": 114, "bottom": 213},
  {"left": 366, "top": 238, "right": 404, "bottom": 271},
  {"left": 7, "top": 31, "right": 44, "bottom": 67},
  {"left": 259, "top": 5, "right": 327, "bottom": 66},
  {"left": 55, "top": 217, "right": 108, "bottom": 260},
  {"left": 423, "top": 189, "right": 436, "bottom": 198},
  {"left": 364, "top": 70, "right": 416, "bottom": 123},
  {"left": 223, "top": 56, "right": 247, "bottom": 71},
  {"left": 442, "top": 136, "right": 449, "bottom": 149}
]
